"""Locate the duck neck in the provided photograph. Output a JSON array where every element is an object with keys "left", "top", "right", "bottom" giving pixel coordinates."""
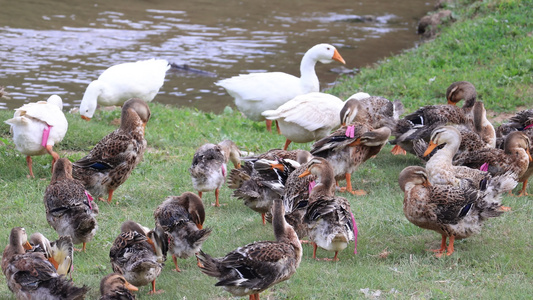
[
  {"left": 309, "top": 173, "right": 335, "bottom": 199},
  {"left": 298, "top": 53, "right": 319, "bottom": 93},
  {"left": 272, "top": 199, "right": 299, "bottom": 247},
  {"left": 430, "top": 139, "right": 459, "bottom": 167}
]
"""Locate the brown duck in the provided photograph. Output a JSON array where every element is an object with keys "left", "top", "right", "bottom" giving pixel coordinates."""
[
  {"left": 398, "top": 166, "right": 515, "bottom": 257},
  {"left": 100, "top": 273, "right": 138, "bottom": 300},
  {"left": 154, "top": 192, "right": 211, "bottom": 272},
  {"left": 197, "top": 196, "right": 301, "bottom": 300},
  {"left": 73, "top": 98, "right": 150, "bottom": 204},
  {"left": 44, "top": 158, "right": 99, "bottom": 252}
]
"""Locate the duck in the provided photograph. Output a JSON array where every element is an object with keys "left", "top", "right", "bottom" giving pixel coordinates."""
[
  {"left": 398, "top": 166, "right": 516, "bottom": 257},
  {"left": 28, "top": 232, "right": 74, "bottom": 276},
  {"left": 495, "top": 110, "right": 533, "bottom": 196},
  {"left": 423, "top": 126, "right": 491, "bottom": 186},
  {"left": 230, "top": 157, "right": 301, "bottom": 224},
  {"left": 2, "top": 227, "right": 88, "bottom": 299},
  {"left": 453, "top": 131, "right": 532, "bottom": 181},
  {"left": 311, "top": 99, "right": 391, "bottom": 195},
  {"left": 391, "top": 81, "right": 477, "bottom": 155},
  {"left": 189, "top": 140, "right": 241, "bottom": 207},
  {"left": 100, "top": 273, "right": 138, "bottom": 300},
  {"left": 4, "top": 94, "right": 68, "bottom": 178},
  {"left": 216, "top": 43, "right": 345, "bottom": 133},
  {"left": 348, "top": 93, "right": 404, "bottom": 130},
  {"left": 299, "top": 157, "right": 357, "bottom": 261},
  {"left": 44, "top": 158, "right": 99, "bottom": 252},
  {"left": 73, "top": 98, "right": 150, "bottom": 204},
  {"left": 154, "top": 192, "right": 212, "bottom": 272},
  {"left": 110, "top": 221, "right": 168, "bottom": 295},
  {"left": 196, "top": 196, "right": 301, "bottom": 300}
]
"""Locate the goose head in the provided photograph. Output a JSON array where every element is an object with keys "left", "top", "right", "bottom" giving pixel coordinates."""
[
  {"left": 424, "top": 126, "right": 462, "bottom": 157},
  {"left": 398, "top": 166, "right": 431, "bottom": 192},
  {"left": 80, "top": 80, "right": 104, "bottom": 120},
  {"left": 307, "top": 43, "right": 346, "bottom": 65}
]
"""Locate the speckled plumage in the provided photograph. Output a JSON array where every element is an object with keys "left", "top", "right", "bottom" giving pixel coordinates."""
[
  {"left": 100, "top": 273, "right": 138, "bottom": 300},
  {"left": 154, "top": 192, "right": 211, "bottom": 272},
  {"left": 44, "top": 158, "right": 98, "bottom": 250},
  {"left": 189, "top": 140, "right": 241, "bottom": 206},
  {"left": 109, "top": 221, "right": 167, "bottom": 292},
  {"left": 399, "top": 166, "right": 516, "bottom": 256},
  {"left": 348, "top": 95, "right": 404, "bottom": 130},
  {"left": 2, "top": 227, "right": 88, "bottom": 300},
  {"left": 197, "top": 197, "right": 301, "bottom": 299},
  {"left": 73, "top": 98, "right": 150, "bottom": 203},
  {"left": 300, "top": 158, "right": 356, "bottom": 260}
]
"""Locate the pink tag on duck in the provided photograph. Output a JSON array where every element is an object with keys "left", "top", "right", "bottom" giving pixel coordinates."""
[
  {"left": 345, "top": 125, "right": 355, "bottom": 138},
  {"left": 350, "top": 211, "right": 358, "bottom": 254},
  {"left": 85, "top": 190, "right": 94, "bottom": 210},
  {"left": 41, "top": 125, "right": 52, "bottom": 147}
]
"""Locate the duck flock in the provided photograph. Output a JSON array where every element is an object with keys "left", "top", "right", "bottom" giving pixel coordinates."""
[{"left": 1, "top": 42, "right": 532, "bottom": 299}]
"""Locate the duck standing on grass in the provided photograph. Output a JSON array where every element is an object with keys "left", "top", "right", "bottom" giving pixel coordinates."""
[
  {"left": 189, "top": 140, "right": 241, "bottom": 207},
  {"left": 299, "top": 157, "right": 357, "bottom": 261},
  {"left": 44, "top": 158, "right": 99, "bottom": 252},
  {"left": 4, "top": 94, "right": 68, "bottom": 178},
  {"left": 154, "top": 192, "right": 212, "bottom": 272},
  {"left": 398, "top": 166, "right": 516, "bottom": 257},
  {"left": 1, "top": 227, "right": 88, "bottom": 299},
  {"left": 109, "top": 221, "right": 168, "bottom": 295},
  {"left": 73, "top": 98, "right": 150, "bottom": 204},
  {"left": 216, "top": 43, "right": 345, "bottom": 133},
  {"left": 197, "top": 196, "right": 301, "bottom": 300}
]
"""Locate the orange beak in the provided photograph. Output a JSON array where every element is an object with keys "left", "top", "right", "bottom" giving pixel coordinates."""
[
  {"left": 422, "top": 180, "right": 432, "bottom": 188},
  {"left": 349, "top": 138, "right": 362, "bottom": 146},
  {"left": 332, "top": 49, "right": 346, "bottom": 64},
  {"left": 124, "top": 280, "right": 139, "bottom": 292},
  {"left": 423, "top": 141, "right": 439, "bottom": 157},
  {"left": 236, "top": 163, "right": 242, "bottom": 169},
  {"left": 270, "top": 163, "right": 284, "bottom": 171},
  {"left": 196, "top": 223, "right": 203, "bottom": 230},
  {"left": 298, "top": 169, "right": 311, "bottom": 178},
  {"left": 23, "top": 241, "right": 32, "bottom": 250},
  {"left": 48, "top": 257, "right": 59, "bottom": 270},
  {"left": 146, "top": 238, "right": 156, "bottom": 252},
  {"left": 81, "top": 115, "right": 91, "bottom": 121},
  {"left": 447, "top": 98, "right": 457, "bottom": 105}
]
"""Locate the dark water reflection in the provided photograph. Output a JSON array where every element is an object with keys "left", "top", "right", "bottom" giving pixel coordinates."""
[{"left": 0, "top": 0, "right": 431, "bottom": 112}]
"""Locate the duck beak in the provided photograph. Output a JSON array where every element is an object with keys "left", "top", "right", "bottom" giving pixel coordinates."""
[
  {"left": 298, "top": 169, "right": 311, "bottom": 178},
  {"left": 48, "top": 257, "right": 59, "bottom": 270},
  {"left": 528, "top": 148, "right": 533, "bottom": 162},
  {"left": 332, "top": 49, "right": 346, "bottom": 64},
  {"left": 124, "top": 280, "right": 139, "bottom": 292},
  {"left": 196, "top": 223, "right": 203, "bottom": 230},
  {"left": 23, "top": 241, "right": 32, "bottom": 250},
  {"left": 349, "top": 138, "right": 362, "bottom": 146},
  {"left": 422, "top": 180, "right": 432, "bottom": 187},
  {"left": 423, "top": 141, "right": 439, "bottom": 157},
  {"left": 80, "top": 115, "right": 91, "bottom": 121},
  {"left": 447, "top": 99, "right": 457, "bottom": 105},
  {"left": 270, "top": 163, "right": 284, "bottom": 171},
  {"left": 236, "top": 163, "right": 241, "bottom": 169}
]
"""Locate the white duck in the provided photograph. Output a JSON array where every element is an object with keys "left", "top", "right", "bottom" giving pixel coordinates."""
[
  {"left": 216, "top": 43, "right": 346, "bottom": 133},
  {"left": 5, "top": 95, "right": 68, "bottom": 178},
  {"left": 79, "top": 58, "right": 170, "bottom": 120}
]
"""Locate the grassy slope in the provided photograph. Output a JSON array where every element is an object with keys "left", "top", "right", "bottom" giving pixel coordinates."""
[{"left": 1, "top": 0, "right": 533, "bottom": 299}]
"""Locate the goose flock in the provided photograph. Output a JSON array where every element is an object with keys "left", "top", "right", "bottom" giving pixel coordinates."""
[{"left": 1, "top": 42, "right": 532, "bottom": 299}]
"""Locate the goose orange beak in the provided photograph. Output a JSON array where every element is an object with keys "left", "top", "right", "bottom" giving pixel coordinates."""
[
  {"left": 332, "top": 49, "right": 346, "bottom": 64},
  {"left": 81, "top": 115, "right": 91, "bottom": 121},
  {"left": 298, "top": 169, "right": 312, "bottom": 178},
  {"left": 423, "top": 141, "right": 439, "bottom": 157}
]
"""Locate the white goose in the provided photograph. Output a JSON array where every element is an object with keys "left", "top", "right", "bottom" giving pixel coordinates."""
[
  {"left": 216, "top": 43, "right": 346, "bottom": 133},
  {"left": 262, "top": 92, "right": 371, "bottom": 150},
  {"left": 79, "top": 58, "right": 170, "bottom": 120},
  {"left": 5, "top": 95, "right": 68, "bottom": 178}
]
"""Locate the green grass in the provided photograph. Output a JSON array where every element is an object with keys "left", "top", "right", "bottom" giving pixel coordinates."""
[{"left": 2, "top": 0, "right": 533, "bottom": 298}]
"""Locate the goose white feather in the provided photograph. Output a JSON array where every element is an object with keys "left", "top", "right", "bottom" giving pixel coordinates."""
[
  {"left": 79, "top": 58, "right": 170, "bottom": 120},
  {"left": 216, "top": 43, "right": 345, "bottom": 130}
]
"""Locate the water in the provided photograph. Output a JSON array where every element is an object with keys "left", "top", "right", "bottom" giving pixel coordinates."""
[{"left": 0, "top": 0, "right": 431, "bottom": 112}]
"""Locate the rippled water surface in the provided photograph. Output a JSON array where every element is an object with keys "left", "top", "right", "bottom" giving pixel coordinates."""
[{"left": 0, "top": 0, "right": 431, "bottom": 112}]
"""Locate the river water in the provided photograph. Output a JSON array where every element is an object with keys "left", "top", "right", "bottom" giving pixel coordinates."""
[{"left": 0, "top": 0, "right": 431, "bottom": 112}]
